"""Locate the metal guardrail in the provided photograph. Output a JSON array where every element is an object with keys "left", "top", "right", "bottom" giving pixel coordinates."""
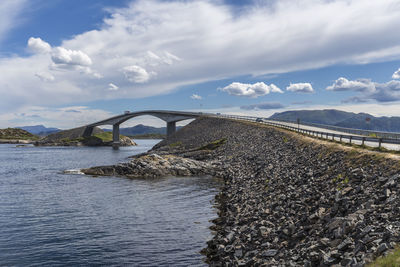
[
  {"left": 266, "top": 118, "right": 400, "bottom": 140},
  {"left": 208, "top": 113, "right": 400, "bottom": 150}
]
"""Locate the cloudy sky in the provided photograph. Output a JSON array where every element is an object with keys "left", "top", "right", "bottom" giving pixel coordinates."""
[{"left": 1, "top": 0, "right": 400, "bottom": 128}]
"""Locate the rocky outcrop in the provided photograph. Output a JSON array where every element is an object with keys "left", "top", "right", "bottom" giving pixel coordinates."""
[
  {"left": 82, "top": 153, "right": 219, "bottom": 178},
  {"left": 83, "top": 117, "right": 400, "bottom": 265}
]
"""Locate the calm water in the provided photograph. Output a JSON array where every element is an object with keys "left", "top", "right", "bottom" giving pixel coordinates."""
[{"left": 0, "top": 140, "right": 219, "bottom": 266}]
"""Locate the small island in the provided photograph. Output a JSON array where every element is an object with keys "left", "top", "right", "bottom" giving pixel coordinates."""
[
  {"left": 0, "top": 128, "right": 39, "bottom": 144},
  {"left": 34, "top": 126, "right": 136, "bottom": 147},
  {"left": 0, "top": 126, "right": 136, "bottom": 147}
]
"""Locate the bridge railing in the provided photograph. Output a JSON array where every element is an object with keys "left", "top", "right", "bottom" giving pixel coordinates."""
[
  {"left": 208, "top": 113, "right": 400, "bottom": 150},
  {"left": 266, "top": 118, "right": 400, "bottom": 139}
]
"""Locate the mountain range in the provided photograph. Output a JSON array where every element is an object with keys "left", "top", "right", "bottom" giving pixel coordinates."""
[
  {"left": 17, "top": 125, "right": 60, "bottom": 136},
  {"left": 102, "top": 124, "right": 183, "bottom": 136},
  {"left": 18, "top": 124, "right": 177, "bottom": 137},
  {"left": 269, "top": 109, "right": 400, "bottom": 132}
]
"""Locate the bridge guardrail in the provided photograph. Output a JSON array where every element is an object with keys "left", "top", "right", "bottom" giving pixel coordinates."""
[
  {"left": 208, "top": 113, "right": 400, "bottom": 150},
  {"left": 266, "top": 118, "right": 400, "bottom": 139}
]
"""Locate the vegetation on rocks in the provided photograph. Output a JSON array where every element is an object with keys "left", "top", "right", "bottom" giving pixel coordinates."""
[
  {"left": 367, "top": 247, "right": 400, "bottom": 266},
  {"left": 0, "top": 128, "right": 39, "bottom": 142},
  {"left": 197, "top": 138, "right": 226, "bottom": 151},
  {"left": 128, "top": 133, "right": 165, "bottom": 139},
  {"left": 35, "top": 126, "right": 136, "bottom": 146}
]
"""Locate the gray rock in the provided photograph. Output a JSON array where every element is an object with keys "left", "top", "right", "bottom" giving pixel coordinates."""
[{"left": 263, "top": 249, "right": 278, "bottom": 257}]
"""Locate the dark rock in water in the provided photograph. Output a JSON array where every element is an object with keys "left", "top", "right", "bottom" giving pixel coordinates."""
[
  {"left": 82, "top": 153, "right": 217, "bottom": 178},
  {"left": 83, "top": 117, "right": 400, "bottom": 265}
]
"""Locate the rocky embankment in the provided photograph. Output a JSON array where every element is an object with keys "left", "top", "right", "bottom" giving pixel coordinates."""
[
  {"left": 83, "top": 117, "right": 400, "bottom": 265},
  {"left": 35, "top": 126, "right": 136, "bottom": 147}
]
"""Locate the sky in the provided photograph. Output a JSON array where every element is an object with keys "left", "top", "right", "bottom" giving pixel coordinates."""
[{"left": 1, "top": 0, "right": 400, "bottom": 128}]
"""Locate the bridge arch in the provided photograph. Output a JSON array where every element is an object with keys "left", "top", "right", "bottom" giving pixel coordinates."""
[{"left": 82, "top": 110, "right": 202, "bottom": 149}]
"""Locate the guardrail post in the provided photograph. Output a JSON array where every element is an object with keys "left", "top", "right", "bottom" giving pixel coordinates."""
[
  {"left": 349, "top": 136, "right": 352, "bottom": 144},
  {"left": 340, "top": 135, "right": 342, "bottom": 142},
  {"left": 362, "top": 137, "right": 365, "bottom": 146},
  {"left": 332, "top": 134, "right": 335, "bottom": 141},
  {"left": 379, "top": 138, "right": 382, "bottom": 149}
]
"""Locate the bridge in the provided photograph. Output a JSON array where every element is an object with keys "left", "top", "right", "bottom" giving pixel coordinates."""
[
  {"left": 82, "top": 110, "right": 400, "bottom": 150},
  {"left": 82, "top": 110, "right": 204, "bottom": 148}
]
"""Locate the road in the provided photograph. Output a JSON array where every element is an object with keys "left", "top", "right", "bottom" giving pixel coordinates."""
[{"left": 261, "top": 119, "right": 399, "bottom": 151}]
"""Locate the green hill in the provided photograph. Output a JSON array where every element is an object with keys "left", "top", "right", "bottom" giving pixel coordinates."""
[
  {"left": 35, "top": 126, "right": 136, "bottom": 146},
  {"left": 0, "top": 128, "right": 39, "bottom": 140}
]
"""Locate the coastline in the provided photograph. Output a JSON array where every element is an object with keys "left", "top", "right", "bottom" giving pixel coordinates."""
[
  {"left": 82, "top": 117, "right": 400, "bottom": 265},
  {"left": 0, "top": 139, "right": 33, "bottom": 144}
]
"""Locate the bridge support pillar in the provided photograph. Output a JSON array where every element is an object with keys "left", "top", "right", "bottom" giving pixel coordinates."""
[
  {"left": 112, "top": 124, "right": 120, "bottom": 150},
  {"left": 83, "top": 126, "right": 94, "bottom": 137},
  {"left": 167, "top": 121, "right": 176, "bottom": 138}
]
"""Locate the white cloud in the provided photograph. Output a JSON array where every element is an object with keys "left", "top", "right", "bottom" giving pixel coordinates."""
[
  {"left": 35, "top": 72, "right": 55, "bottom": 82},
  {"left": 108, "top": 83, "right": 119, "bottom": 91},
  {"left": 2, "top": 0, "right": 400, "bottom": 114},
  {"left": 286, "top": 83, "right": 314, "bottom": 93},
  {"left": 0, "top": 0, "right": 27, "bottom": 44},
  {"left": 123, "top": 65, "right": 152, "bottom": 83},
  {"left": 190, "top": 94, "right": 202, "bottom": 100},
  {"left": 326, "top": 77, "right": 375, "bottom": 92},
  {"left": 327, "top": 77, "right": 400, "bottom": 102},
  {"left": 0, "top": 106, "right": 115, "bottom": 129},
  {"left": 220, "top": 82, "right": 282, "bottom": 98},
  {"left": 393, "top": 68, "right": 400, "bottom": 79},
  {"left": 51, "top": 47, "right": 92, "bottom": 66},
  {"left": 163, "top": 51, "right": 181, "bottom": 65},
  {"left": 28, "top": 37, "right": 51, "bottom": 54},
  {"left": 241, "top": 102, "right": 284, "bottom": 110}
]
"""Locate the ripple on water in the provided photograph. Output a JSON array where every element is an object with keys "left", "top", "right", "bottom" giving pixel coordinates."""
[{"left": 0, "top": 141, "right": 218, "bottom": 266}]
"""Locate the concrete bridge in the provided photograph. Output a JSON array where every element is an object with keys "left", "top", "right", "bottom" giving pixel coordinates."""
[{"left": 82, "top": 110, "right": 204, "bottom": 148}]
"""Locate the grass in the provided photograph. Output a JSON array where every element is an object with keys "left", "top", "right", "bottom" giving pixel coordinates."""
[
  {"left": 93, "top": 132, "right": 115, "bottom": 142},
  {"left": 169, "top": 141, "right": 182, "bottom": 148},
  {"left": 331, "top": 173, "right": 349, "bottom": 191},
  {"left": 367, "top": 248, "right": 400, "bottom": 267},
  {"left": 129, "top": 133, "right": 165, "bottom": 139},
  {"left": 265, "top": 178, "right": 270, "bottom": 191},
  {"left": 0, "top": 128, "right": 39, "bottom": 140},
  {"left": 197, "top": 138, "right": 226, "bottom": 150},
  {"left": 58, "top": 132, "right": 125, "bottom": 144},
  {"left": 0, "top": 135, "right": 39, "bottom": 140}
]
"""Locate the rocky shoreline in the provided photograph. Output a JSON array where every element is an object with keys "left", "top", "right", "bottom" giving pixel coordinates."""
[
  {"left": 34, "top": 135, "right": 135, "bottom": 147},
  {"left": 83, "top": 117, "right": 400, "bottom": 266},
  {"left": 0, "top": 139, "right": 33, "bottom": 144}
]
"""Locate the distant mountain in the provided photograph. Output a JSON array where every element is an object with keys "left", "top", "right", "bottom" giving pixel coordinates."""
[
  {"left": 103, "top": 124, "right": 182, "bottom": 136},
  {"left": 269, "top": 109, "right": 400, "bottom": 132},
  {"left": 270, "top": 109, "right": 356, "bottom": 125},
  {"left": 17, "top": 125, "right": 60, "bottom": 136}
]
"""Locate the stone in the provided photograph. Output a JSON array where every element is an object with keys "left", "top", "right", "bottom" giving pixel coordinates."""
[
  {"left": 234, "top": 249, "right": 243, "bottom": 258},
  {"left": 338, "top": 238, "right": 353, "bottom": 251},
  {"left": 376, "top": 243, "right": 388, "bottom": 254},
  {"left": 263, "top": 249, "right": 278, "bottom": 257}
]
